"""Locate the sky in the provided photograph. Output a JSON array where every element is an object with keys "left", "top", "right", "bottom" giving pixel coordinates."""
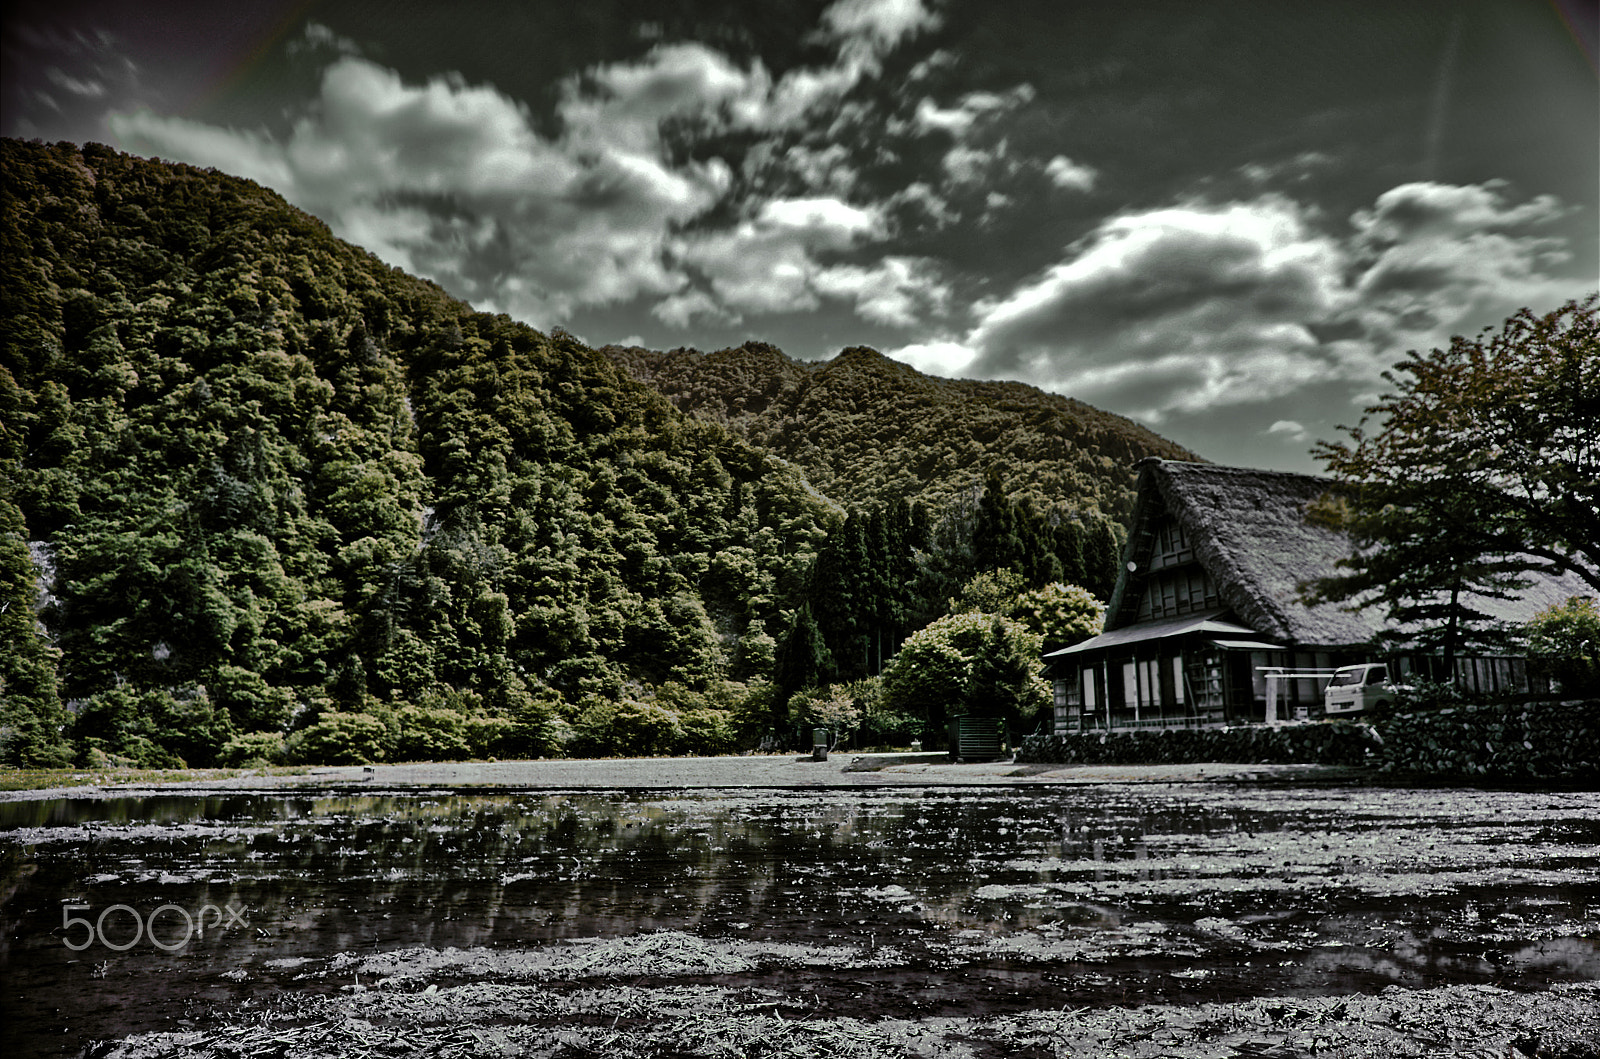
[{"left": 5, "top": 0, "right": 1597, "bottom": 473}]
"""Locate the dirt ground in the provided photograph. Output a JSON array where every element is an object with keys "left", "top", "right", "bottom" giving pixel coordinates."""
[{"left": 0, "top": 753, "right": 1371, "bottom": 802}]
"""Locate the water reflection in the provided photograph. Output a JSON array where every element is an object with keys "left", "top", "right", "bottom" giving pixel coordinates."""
[{"left": 2, "top": 784, "right": 1598, "bottom": 1052}]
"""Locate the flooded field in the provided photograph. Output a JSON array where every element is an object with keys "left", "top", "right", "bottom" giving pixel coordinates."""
[{"left": 3, "top": 777, "right": 1598, "bottom": 1057}]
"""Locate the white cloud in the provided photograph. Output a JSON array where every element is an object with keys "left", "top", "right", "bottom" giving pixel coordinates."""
[
  {"left": 886, "top": 339, "right": 979, "bottom": 376},
  {"left": 965, "top": 196, "right": 1344, "bottom": 384},
  {"left": 907, "top": 86, "right": 1035, "bottom": 138},
  {"left": 1044, "top": 154, "right": 1097, "bottom": 193},
  {"left": 1346, "top": 181, "right": 1577, "bottom": 353},
  {"left": 653, "top": 289, "right": 734, "bottom": 327},
  {"left": 812, "top": 257, "right": 950, "bottom": 327},
  {"left": 44, "top": 66, "right": 107, "bottom": 97},
  {"left": 105, "top": 0, "right": 948, "bottom": 333},
  {"left": 950, "top": 182, "right": 1583, "bottom": 422},
  {"left": 756, "top": 197, "right": 882, "bottom": 241},
  {"left": 1267, "top": 420, "right": 1309, "bottom": 442},
  {"left": 941, "top": 143, "right": 995, "bottom": 184},
  {"left": 666, "top": 199, "right": 945, "bottom": 324},
  {"left": 818, "top": 0, "right": 941, "bottom": 55},
  {"left": 290, "top": 22, "right": 362, "bottom": 58},
  {"left": 112, "top": 54, "right": 731, "bottom": 322}
]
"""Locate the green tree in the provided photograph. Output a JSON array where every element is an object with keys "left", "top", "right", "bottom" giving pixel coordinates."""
[
  {"left": 810, "top": 511, "right": 870, "bottom": 677},
  {"left": 880, "top": 611, "right": 1048, "bottom": 730},
  {"left": 1311, "top": 297, "right": 1600, "bottom": 668},
  {"left": 1525, "top": 596, "right": 1600, "bottom": 696},
  {"left": 774, "top": 601, "right": 833, "bottom": 701},
  {"left": 1307, "top": 485, "right": 1529, "bottom": 669},
  {"left": 949, "top": 568, "right": 1027, "bottom": 615},
  {"left": 1007, "top": 582, "right": 1105, "bottom": 653},
  {"left": 0, "top": 496, "right": 71, "bottom": 766},
  {"left": 1082, "top": 516, "right": 1124, "bottom": 602}
]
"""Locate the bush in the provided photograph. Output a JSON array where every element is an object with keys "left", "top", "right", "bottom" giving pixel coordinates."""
[
  {"left": 0, "top": 720, "right": 73, "bottom": 768},
  {"left": 287, "top": 712, "right": 392, "bottom": 765},
  {"left": 81, "top": 734, "right": 185, "bottom": 770},
  {"left": 209, "top": 665, "right": 293, "bottom": 731},
  {"left": 217, "top": 731, "right": 286, "bottom": 767},
  {"left": 1526, "top": 596, "right": 1600, "bottom": 696},
  {"left": 392, "top": 704, "right": 472, "bottom": 762},
  {"left": 676, "top": 707, "right": 739, "bottom": 755},
  {"left": 855, "top": 709, "right": 929, "bottom": 749},
  {"left": 70, "top": 686, "right": 234, "bottom": 768},
  {"left": 789, "top": 684, "right": 861, "bottom": 736},
  {"left": 881, "top": 612, "right": 1048, "bottom": 729},
  {"left": 567, "top": 697, "right": 683, "bottom": 757},
  {"left": 1389, "top": 677, "right": 1467, "bottom": 714}
]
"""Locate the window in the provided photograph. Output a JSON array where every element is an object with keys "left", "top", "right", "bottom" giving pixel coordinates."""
[
  {"left": 1172, "top": 656, "right": 1185, "bottom": 704},
  {"left": 1138, "top": 566, "right": 1222, "bottom": 621},
  {"left": 1121, "top": 659, "right": 1161, "bottom": 710}
]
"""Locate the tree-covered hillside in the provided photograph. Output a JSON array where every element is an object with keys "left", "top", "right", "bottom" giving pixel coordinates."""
[
  {"left": 1, "top": 140, "right": 837, "bottom": 767},
  {"left": 605, "top": 341, "right": 1202, "bottom": 523},
  {"left": 1, "top": 141, "right": 1199, "bottom": 768}
]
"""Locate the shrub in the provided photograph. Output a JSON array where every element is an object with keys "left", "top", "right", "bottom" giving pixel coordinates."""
[
  {"left": 71, "top": 686, "right": 234, "bottom": 768},
  {"left": 1389, "top": 677, "right": 1466, "bottom": 714},
  {"left": 881, "top": 612, "right": 1048, "bottom": 728},
  {"left": 676, "top": 708, "right": 739, "bottom": 755},
  {"left": 856, "top": 709, "right": 929, "bottom": 749},
  {"left": 287, "top": 712, "right": 391, "bottom": 765},
  {"left": 217, "top": 731, "right": 286, "bottom": 767},
  {"left": 789, "top": 684, "right": 861, "bottom": 737},
  {"left": 80, "top": 734, "right": 185, "bottom": 770},
  {"left": 1526, "top": 596, "right": 1600, "bottom": 696},
  {"left": 209, "top": 665, "right": 293, "bottom": 731},
  {"left": 568, "top": 697, "right": 683, "bottom": 757},
  {"left": 393, "top": 704, "right": 472, "bottom": 762}
]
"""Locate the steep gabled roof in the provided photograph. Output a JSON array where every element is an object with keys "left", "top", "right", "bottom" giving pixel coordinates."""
[
  {"left": 1107, "top": 460, "right": 1590, "bottom": 650},
  {"left": 1109, "top": 461, "right": 1377, "bottom": 646}
]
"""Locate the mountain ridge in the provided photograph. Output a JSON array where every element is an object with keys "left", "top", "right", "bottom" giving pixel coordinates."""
[{"left": 604, "top": 340, "right": 1203, "bottom": 522}]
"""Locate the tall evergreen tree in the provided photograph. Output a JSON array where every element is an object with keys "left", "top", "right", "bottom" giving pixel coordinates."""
[
  {"left": 810, "top": 511, "right": 871, "bottom": 678},
  {"left": 971, "top": 469, "right": 1025, "bottom": 576},
  {"left": 1052, "top": 519, "right": 1086, "bottom": 587},
  {"left": 1083, "top": 516, "right": 1125, "bottom": 602},
  {"left": 774, "top": 601, "right": 833, "bottom": 700}
]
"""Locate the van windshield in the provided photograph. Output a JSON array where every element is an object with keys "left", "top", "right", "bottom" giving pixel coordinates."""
[{"left": 1328, "top": 669, "right": 1366, "bottom": 687}]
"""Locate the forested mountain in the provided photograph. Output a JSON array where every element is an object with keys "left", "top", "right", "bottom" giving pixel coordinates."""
[
  {"left": 0, "top": 141, "right": 1198, "bottom": 769},
  {"left": 605, "top": 342, "right": 1200, "bottom": 522}
]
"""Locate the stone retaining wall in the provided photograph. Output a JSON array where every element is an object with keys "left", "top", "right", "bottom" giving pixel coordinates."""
[
  {"left": 1371, "top": 699, "right": 1597, "bottom": 783},
  {"left": 1016, "top": 699, "right": 1599, "bottom": 784},
  {"left": 1017, "top": 721, "right": 1378, "bottom": 768}
]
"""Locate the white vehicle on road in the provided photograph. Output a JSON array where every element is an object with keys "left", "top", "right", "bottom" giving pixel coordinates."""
[{"left": 1323, "top": 663, "right": 1395, "bottom": 716}]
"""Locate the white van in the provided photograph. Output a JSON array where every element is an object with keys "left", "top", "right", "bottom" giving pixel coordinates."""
[{"left": 1323, "top": 663, "right": 1394, "bottom": 716}]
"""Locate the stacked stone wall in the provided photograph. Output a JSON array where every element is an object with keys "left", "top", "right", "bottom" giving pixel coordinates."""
[{"left": 1016, "top": 700, "right": 1599, "bottom": 784}]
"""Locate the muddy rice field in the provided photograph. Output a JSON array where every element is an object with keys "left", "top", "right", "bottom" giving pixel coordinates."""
[{"left": 2, "top": 760, "right": 1598, "bottom": 1057}]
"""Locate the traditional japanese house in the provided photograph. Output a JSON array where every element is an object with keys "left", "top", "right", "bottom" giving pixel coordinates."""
[{"left": 1045, "top": 459, "right": 1587, "bottom": 732}]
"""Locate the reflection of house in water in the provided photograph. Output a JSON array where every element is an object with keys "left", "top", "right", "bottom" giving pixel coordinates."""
[{"left": 1046, "top": 459, "right": 1585, "bottom": 732}]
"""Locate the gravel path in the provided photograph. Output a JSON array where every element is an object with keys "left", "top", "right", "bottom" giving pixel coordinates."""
[{"left": 0, "top": 755, "right": 1367, "bottom": 800}]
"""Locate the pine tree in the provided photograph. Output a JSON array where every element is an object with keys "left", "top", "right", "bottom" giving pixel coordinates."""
[
  {"left": 1083, "top": 516, "right": 1124, "bottom": 602},
  {"left": 810, "top": 511, "right": 871, "bottom": 678},
  {"left": 774, "top": 601, "right": 833, "bottom": 700}
]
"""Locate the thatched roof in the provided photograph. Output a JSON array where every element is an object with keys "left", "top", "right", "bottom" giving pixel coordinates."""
[{"left": 1106, "top": 460, "right": 1588, "bottom": 650}]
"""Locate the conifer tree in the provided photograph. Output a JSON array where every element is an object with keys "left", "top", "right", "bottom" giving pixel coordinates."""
[{"left": 774, "top": 601, "right": 833, "bottom": 700}]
